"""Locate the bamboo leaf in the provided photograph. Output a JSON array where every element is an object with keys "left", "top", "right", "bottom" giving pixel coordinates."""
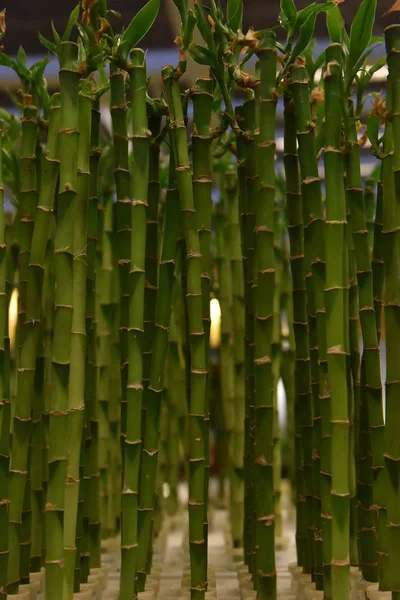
[
  {"left": 188, "top": 44, "right": 216, "bottom": 67},
  {"left": 38, "top": 32, "right": 57, "bottom": 54},
  {"left": 119, "top": 0, "right": 160, "bottom": 61},
  {"left": 290, "top": 12, "right": 317, "bottom": 64},
  {"left": 348, "top": 0, "right": 377, "bottom": 75},
  {"left": 0, "top": 53, "right": 16, "bottom": 70},
  {"left": 326, "top": 5, "right": 344, "bottom": 44},
  {"left": 280, "top": 0, "right": 297, "bottom": 26},
  {"left": 172, "top": 0, "right": 188, "bottom": 24},
  {"left": 182, "top": 10, "right": 197, "bottom": 50},
  {"left": 194, "top": 2, "right": 216, "bottom": 50},
  {"left": 51, "top": 21, "right": 60, "bottom": 46},
  {"left": 17, "top": 46, "right": 26, "bottom": 68},
  {"left": 227, "top": 0, "right": 243, "bottom": 32},
  {"left": 293, "top": 2, "right": 334, "bottom": 35},
  {"left": 62, "top": 4, "right": 80, "bottom": 42}
]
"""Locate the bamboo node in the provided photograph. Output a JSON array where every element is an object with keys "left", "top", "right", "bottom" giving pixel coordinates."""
[
  {"left": 127, "top": 382, "right": 143, "bottom": 391},
  {"left": 258, "top": 569, "right": 276, "bottom": 578},
  {"left": 191, "top": 369, "right": 207, "bottom": 375},
  {"left": 144, "top": 449, "right": 158, "bottom": 457},
  {"left": 330, "top": 559, "right": 350, "bottom": 566},
  {"left": 132, "top": 199, "right": 148, "bottom": 207},
  {"left": 254, "top": 355, "right": 271, "bottom": 365},
  {"left": 327, "top": 345, "right": 345, "bottom": 355}
]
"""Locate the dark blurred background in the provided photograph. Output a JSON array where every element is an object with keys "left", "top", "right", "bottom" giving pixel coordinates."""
[{"left": 1, "top": 0, "right": 397, "bottom": 55}]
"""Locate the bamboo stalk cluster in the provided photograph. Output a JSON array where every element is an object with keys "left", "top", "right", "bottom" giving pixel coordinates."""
[{"left": 0, "top": 0, "right": 397, "bottom": 599}]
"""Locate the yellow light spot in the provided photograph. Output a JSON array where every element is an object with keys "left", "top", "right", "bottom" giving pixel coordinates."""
[
  {"left": 9, "top": 287, "right": 18, "bottom": 352},
  {"left": 210, "top": 298, "right": 221, "bottom": 349}
]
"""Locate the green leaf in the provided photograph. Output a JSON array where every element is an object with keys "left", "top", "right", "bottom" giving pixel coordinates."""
[
  {"left": 172, "top": 0, "right": 188, "bottom": 25},
  {"left": 62, "top": 4, "right": 80, "bottom": 42},
  {"left": 227, "top": 0, "right": 243, "bottom": 32},
  {"left": 17, "top": 46, "right": 27, "bottom": 68},
  {"left": 0, "top": 54, "right": 17, "bottom": 71},
  {"left": 51, "top": 21, "right": 61, "bottom": 46},
  {"left": 188, "top": 44, "right": 216, "bottom": 67},
  {"left": 280, "top": 0, "right": 297, "bottom": 26},
  {"left": 326, "top": 5, "right": 344, "bottom": 44},
  {"left": 293, "top": 2, "right": 333, "bottom": 35},
  {"left": 119, "top": 0, "right": 160, "bottom": 61},
  {"left": 38, "top": 32, "right": 57, "bottom": 54},
  {"left": 348, "top": 0, "right": 377, "bottom": 75},
  {"left": 194, "top": 2, "right": 216, "bottom": 51},
  {"left": 182, "top": 10, "right": 197, "bottom": 50},
  {"left": 290, "top": 12, "right": 317, "bottom": 65}
]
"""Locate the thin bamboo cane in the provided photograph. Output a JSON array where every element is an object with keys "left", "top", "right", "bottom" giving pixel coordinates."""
[
  {"left": 283, "top": 91, "right": 312, "bottom": 573},
  {"left": 45, "top": 40, "right": 81, "bottom": 598},
  {"left": 63, "top": 80, "right": 92, "bottom": 600},
  {"left": 226, "top": 166, "right": 245, "bottom": 548},
  {"left": 290, "top": 63, "right": 330, "bottom": 594},
  {"left": 0, "top": 127, "right": 11, "bottom": 600},
  {"left": 162, "top": 64, "right": 208, "bottom": 600},
  {"left": 383, "top": 25, "right": 400, "bottom": 597},
  {"left": 8, "top": 92, "right": 39, "bottom": 593},
  {"left": 120, "top": 48, "right": 150, "bottom": 600},
  {"left": 253, "top": 32, "right": 277, "bottom": 600},
  {"left": 323, "top": 43, "right": 350, "bottom": 599},
  {"left": 137, "top": 141, "right": 180, "bottom": 589}
]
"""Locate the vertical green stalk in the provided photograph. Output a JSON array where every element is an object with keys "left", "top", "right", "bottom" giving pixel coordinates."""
[
  {"left": 8, "top": 93, "right": 39, "bottom": 592},
  {"left": 163, "top": 64, "right": 208, "bottom": 600},
  {"left": 45, "top": 41, "right": 80, "bottom": 598},
  {"left": 346, "top": 101, "right": 385, "bottom": 584},
  {"left": 110, "top": 64, "right": 130, "bottom": 487},
  {"left": 323, "top": 44, "right": 349, "bottom": 598},
  {"left": 372, "top": 177, "right": 384, "bottom": 342},
  {"left": 191, "top": 76, "right": 213, "bottom": 564},
  {"left": 120, "top": 49, "right": 149, "bottom": 600},
  {"left": 136, "top": 145, "right": 180, "bottom": 590},
  {"left": 63, "top": 81, "right": 92, "bottom": 600},
  {"left": 283, "top": 91, "right": 313, "bottom": 573},
  {"left": 0, "top": 128, "right": 11, "bottom": 600},
  {"left": 226, "top": 167, "right": 245, "bottom": 548},
  {"left": 82, "top": 96, "right": 101, "bottom": 578},
  {"left": 290, "top": 63, "right": 329, "bottom": 594},
  {"left": 383, "top": 25, "right": 400, "bottom": 599},
  {"left": 253, "top": 32, "right": 277, "bottom": 600}
]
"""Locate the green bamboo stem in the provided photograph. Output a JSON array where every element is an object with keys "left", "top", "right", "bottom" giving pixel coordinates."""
[
  {"left": 345, "top": 102, "right": 385, "bottom": 584},
  {"left": 372, "top": 177, "right": 384, "bottom": 343},
  {"left": 162, "top": 64, "right": 208, "bottom": 600},
  {"left": 283, "top": 91, "right": 312, "bottom": 573},
  {"left": 120, "top": 49, "right": 149, "bottom": 600},
  {"left": 237, "top": 95, "right": 257, "bottom": 576},
  {"left": 110, "top": 64, "right": 130, "bottom": 489},
  {"left": 136, "top": 110, "right": 162, "bottom": 587},
  {"left": 96, "top": 169, "right": 114, "bottom": 542},
  {"left": 383, "top": 25, "right": 400, "bottom": 599},
  {"left": 8, "top": 92, "right": 39, "bottom": 592},
  {"left": 136, "top": 145, "right": 180, "bottom": 590},
  {"left": 215, "top": 177, "right": 234, "bottom": 506},
  {"left": 0, "top": 127, "right": 11, "bottom": 600},
  {"left": 191, "top": 76, "right": 213, "bottom": 561},
  {"left": 63, "top": 80, "right": 92, "bottom": 600},
  {"left": 226, "top": 166, "right": 245, "bottom": 548},
  {"left": 290, "top": 63, "right": 329, "bottom": 593},
  {"left": 45, "top": 40, "right": 81, "bottom": 598},
  {"left": 253, "top": 32, "right": 277, "bottom": 600},
  {"left": 323, "top": 44, "right": 350, "bottom": 598},
  {"left": 364, "top": 176, "right": 376, "bottom": 251},
  {"left": 82, "top": 96, "right": 101, "bottom": 578}
]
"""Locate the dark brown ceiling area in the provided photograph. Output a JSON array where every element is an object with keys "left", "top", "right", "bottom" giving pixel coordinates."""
[{"left": 1, "top": 0, "right": 397, "bottom": 55}]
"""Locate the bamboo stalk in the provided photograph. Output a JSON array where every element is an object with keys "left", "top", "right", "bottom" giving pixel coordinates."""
[
  {"left": 253, "top": 32, "right": 277, "bottom": 600},
  {"left": 45, "top": 40, "right": 81, "bottom": 598},
  {"left": 163, "top": 64, "right": 208, "bottom": 600},
  {"left": 120, "top": 48, "right": 150, "bottom": 600},
  {"left": 323, "top": 43, "right": 350, "bottom": 599},
  {"left": 63, "top": 80, "right": 92, "bottom": 600}
]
